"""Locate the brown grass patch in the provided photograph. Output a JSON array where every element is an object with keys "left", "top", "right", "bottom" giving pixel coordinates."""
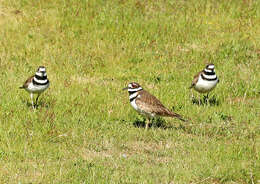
[
  {"left": 71, "top": 76, "right": 98, "bottom": 85},
  {"left": 81, "top": 150, "right": 113, "bottom": 161},
  {"left": 227, "top": 96, "right": 259, "bottom": 104},
  {"left": 0, "top": 4, "right": 22, "bottom": 26}
]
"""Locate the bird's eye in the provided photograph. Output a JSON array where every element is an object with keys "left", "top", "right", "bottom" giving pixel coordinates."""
[{"left": 132, "top": 83, "right": 138, "bottom": 88}]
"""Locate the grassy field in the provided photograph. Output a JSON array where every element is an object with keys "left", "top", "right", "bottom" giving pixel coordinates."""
[{"left": 0, "top": 0, "right": 259, "bottom": 183}]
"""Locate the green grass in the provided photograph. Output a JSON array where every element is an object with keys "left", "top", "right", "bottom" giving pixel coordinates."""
[{"left": 0, "top": 0, "right": 259, "bottom": 183}]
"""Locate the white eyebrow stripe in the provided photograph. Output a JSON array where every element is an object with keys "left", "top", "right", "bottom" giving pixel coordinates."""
[
  {"left": 204, "top": 69, "right": 212, "bottom": 73},
  {"left": 128, "top": 87, "right": 142, "bottom": 92},
  {"left": 207, "top": 65, "right": 214, "bottom": 69},
  {"left": 35, "top": 71, "right": 47, "bottom": 76}
]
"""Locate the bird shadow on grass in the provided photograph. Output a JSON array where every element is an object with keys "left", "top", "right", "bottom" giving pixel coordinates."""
[
  {"left": 132, "top": 117, "right": 193, "bottom": 132},
  {"left": 21, "top": 98, "right": 54, "bottom": 110},
  {"left": 133, "top": 117, "right": 178, "bottom": 129},
  {"left": 192, "top": 95, "right": 220, "bottom": 106}
]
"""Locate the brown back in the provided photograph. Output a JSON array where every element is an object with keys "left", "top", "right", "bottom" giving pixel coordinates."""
[
  {"left": 189, "top": 71, "right": 202, "bottom": 89},
  {"left": 135, "top": 90, "right": 185, "bottom": 121},
  {"left": 20, "top": 75, "right": 34, "bottom": 89}
]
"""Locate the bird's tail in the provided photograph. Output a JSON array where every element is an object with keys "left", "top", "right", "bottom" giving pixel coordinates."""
[
  {"left": 171, "top": 112, "right": 188, "bottom": 122},
  {"left": 19, "top": 86, "right": 24, "bottom": 89}
]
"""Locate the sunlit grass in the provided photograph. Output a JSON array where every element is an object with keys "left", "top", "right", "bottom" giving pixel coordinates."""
[{"left": 0, "top": 0, "right": 259, "bottom": 183}]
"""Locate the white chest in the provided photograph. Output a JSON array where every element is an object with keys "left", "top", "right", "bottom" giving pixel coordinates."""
[
  {"left": 26, "top": 82, "right": 49, "bottom": 94},
  {"left": 194, "top": 75, "right": 218, "bottom": 93},
  {"left": 130, "top": 94, "right": 141, "bottom": 112}
]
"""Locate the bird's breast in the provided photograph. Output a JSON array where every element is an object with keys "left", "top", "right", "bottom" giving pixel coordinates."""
[{"left": 194, "top": 75, "right": 218, "bottom": 93}]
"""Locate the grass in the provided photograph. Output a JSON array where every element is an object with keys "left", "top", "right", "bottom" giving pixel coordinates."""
[{"left": 0, "top": 0, "right": 259, "bottom": 183}]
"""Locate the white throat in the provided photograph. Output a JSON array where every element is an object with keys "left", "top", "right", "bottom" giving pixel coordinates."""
[
  {"left": 128, "top": 87, "right": 142, "bottom": 92},
  {"left": 129, "top": 92, "right": 138, "bottom": 100}
]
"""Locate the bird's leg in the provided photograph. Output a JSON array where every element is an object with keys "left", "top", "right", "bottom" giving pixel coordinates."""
[
  {"left": 145, "top": 118, "right": 150, "bottom": 130},
  {"left": 30, "top": 93, "right": 35, "bottom": 109},
  {"left": 191, "top": 90, "right": 194, "bottom": 100},
  {"left": 206, "top": 93, "right": 209, "bottom": 105},
  {"left": 35, "top": 94, "right": 40, "bottom": 108},
  {"left": 191, "top": 90, "right": 198, "bottom": 105}
]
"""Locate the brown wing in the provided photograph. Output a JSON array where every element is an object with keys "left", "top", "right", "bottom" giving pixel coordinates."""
[
  {"left": 136, "top": 90, "right": 186, "bottom": 121},
  {"left": 189, "top": 71, "right": 202, "bottom": 89},
  {"left": 19, "top": 75, "right": 34, "bottom": 89}
]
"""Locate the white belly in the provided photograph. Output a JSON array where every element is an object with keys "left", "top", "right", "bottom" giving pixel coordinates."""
[
  {"left": 194, "top": 75, "right": 218, "bottom": 93},
  {"left": 26, "top": 82, "right": 49, "bottom": 94}
]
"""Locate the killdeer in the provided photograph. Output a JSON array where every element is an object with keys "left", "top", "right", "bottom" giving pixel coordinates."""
[
  {"left": 123, "top": 82, "right": 186, "bottom": 129},
  {"left": 189, "top": 63, "right": 219, "bottom": 103},
  {"left": 20, "top": 66, "right": 50, "bottom": 109}
]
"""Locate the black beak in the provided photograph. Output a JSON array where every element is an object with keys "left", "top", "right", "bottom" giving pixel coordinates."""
[{"left": 122, "top": 87, "right": 128, "bottom": 90}]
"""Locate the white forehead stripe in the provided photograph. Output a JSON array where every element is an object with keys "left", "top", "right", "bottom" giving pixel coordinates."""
[
  {"left": 38, "top": 67, "right": 46, "bottom": 71},
  {"left": 207, "top": 65, "right": 214, "bottom": 69}
]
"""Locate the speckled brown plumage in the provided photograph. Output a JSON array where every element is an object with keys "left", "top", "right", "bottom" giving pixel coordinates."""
[{"left": 135, "top": 90, "right": 186, "bottom": 122}]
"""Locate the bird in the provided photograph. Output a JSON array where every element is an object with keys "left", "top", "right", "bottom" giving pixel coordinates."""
[
  {"left": 20, "top": 66, "right": 50, "bottom": 109},
  {"left": 123, "top": 82, "right": 186, "bottom": 129},
  {"left": 189, "top": 63, "right": 219, "bottom": 104}
]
